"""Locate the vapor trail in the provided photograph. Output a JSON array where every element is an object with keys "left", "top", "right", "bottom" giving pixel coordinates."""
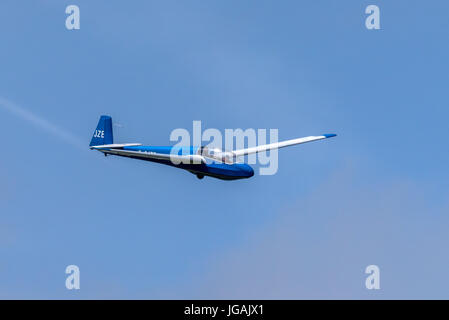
[{"left": 0, "top": 97, "right": 85, "bottom": 150}]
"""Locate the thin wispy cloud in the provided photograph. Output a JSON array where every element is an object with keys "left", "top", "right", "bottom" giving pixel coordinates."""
[{"left": 0, "top": 97, "right": 84, "bottom": 150}]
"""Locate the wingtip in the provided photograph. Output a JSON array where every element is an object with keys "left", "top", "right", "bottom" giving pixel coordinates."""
[{"left": 323, "top": 133, "right": 337, "bottom": 138}]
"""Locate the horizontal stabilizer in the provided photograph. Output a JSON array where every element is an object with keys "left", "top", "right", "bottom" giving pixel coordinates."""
[{"left": 90, "top": 143, "right": 142, "bottom": 150}]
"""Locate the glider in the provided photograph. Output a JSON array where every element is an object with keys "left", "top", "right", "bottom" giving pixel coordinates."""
[{"left": 89, "top": 115, "right": 336, "bottom": 180}]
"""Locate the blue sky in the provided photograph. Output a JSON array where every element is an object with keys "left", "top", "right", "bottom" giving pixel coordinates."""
[{"left": 1, "top": 0, "right": 449, "bottom": 299}]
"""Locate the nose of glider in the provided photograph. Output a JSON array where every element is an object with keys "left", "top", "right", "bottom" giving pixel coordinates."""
[{"left": 241, "top": 165, "right": 254, "bottom": 177}]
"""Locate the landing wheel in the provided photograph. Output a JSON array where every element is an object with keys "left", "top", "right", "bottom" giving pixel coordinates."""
[{"left": 196, "top": 174, "right": 204, "bottom": 180}]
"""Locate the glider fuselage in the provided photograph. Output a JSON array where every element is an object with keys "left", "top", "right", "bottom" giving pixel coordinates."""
[{"left": 106, "top": 145, "right": 254, "bottom": 180}]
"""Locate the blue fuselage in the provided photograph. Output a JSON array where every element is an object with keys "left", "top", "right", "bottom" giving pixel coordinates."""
[{"left": 113, "top": 146, "right": 254, "bottom": 180}]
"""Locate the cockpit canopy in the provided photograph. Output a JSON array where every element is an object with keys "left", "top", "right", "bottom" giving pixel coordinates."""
[{"left": 197, "top": 146, "right": 236, "bottom": 164}]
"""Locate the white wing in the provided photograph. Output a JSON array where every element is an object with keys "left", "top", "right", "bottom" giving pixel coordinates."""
[
  {"left": 231, "top": 134, "right": 336, "bottom": 157},
  {"left": 97, "top": 147, "right": 205, "bottom": 164}
]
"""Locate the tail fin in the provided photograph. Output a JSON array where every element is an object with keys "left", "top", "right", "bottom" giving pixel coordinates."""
[{"left": 89, "top": 115, "right": 113, "bottom": 147}]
